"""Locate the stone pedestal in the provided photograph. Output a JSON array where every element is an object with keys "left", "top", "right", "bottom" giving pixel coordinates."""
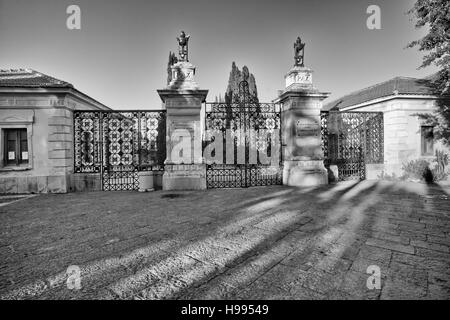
[
  {"left": 162, "top": 164, "right": 206, "bottom": 190},
  {"left": 138, "top": 171, "right": 154, "bottom": 192},
  {"left": 157, "top": 61, "right": 208, "bottom": 191},
  {"left": 278, "top": 66, "right": 330, "bottom": 187}
]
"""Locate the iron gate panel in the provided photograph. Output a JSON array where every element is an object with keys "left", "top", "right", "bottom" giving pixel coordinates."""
[
  {"left": 102, "top": 166, "right": 139, "bottom": 191},
  {"left": 204, "top": 81, "right": 282, "bottom": 188},
  {"left": 205, "top": 164, "right": 245, "bottom": 188},
  {"left": 74, "top": 110, "right": 166, "bottom": 191},
  {"left": 321, "top": 111, "right": 383, "bottom": 181},
  {"left": 247, "top": 164, "right": 283, "bottom": 186},
  {"left": 73, "top": 111, "right": 102, "bottom": 173}
]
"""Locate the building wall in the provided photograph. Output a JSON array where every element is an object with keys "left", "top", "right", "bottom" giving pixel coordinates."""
[
  {"left": 345, "top": 96, "right": 450, "bottom": 177},
  {"left": 0, "top": 91, "right": 106, "bottom": 194}
]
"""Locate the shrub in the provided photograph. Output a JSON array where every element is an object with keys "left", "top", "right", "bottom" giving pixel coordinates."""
[
  {"left": 378, "top": 171, "right": 401, "bottom": 181},
  {"left": 401, "top": 151, "right": 449, "bottom": 183},
  {"left": 432, "top": 150, "right": 449, "bottom": 181},
  {"left": 402, "top": 159, "right": 431, "bottom": 181}
]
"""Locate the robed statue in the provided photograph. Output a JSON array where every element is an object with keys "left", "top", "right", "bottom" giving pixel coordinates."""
[
  {"left": 294, "top": 37, "right": 305, "bottom": 67},
  {"left": 176, "top": 31, "right": 190, "bottom": 62}
]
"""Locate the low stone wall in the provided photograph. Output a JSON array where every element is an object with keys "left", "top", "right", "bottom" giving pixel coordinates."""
[
  {"left": 162, "top": 164, "right": 206, "bottom": 190},
  {"left": 365, "top": 163, "right": 385, "bottom": 180},
  {"left": 0, "top": 171, "right": 165, "bottom": 194},
  {"left": 137, "top": 170, "right": 164, "bottom": 191},
  {"left": 68, "top": 173, "right": 102, "bottom": 192},
  {"left": 0, "top": 175, "right": 70, "bottom": 194},
  {"left": 68, "top": 171, "right": 163, "bottom": 193}
]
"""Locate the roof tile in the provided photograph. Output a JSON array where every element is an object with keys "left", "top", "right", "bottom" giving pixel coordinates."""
[
  {"left": 323, "top": 75, "right": 437, "bottom": 111},
  {"left": 0, "top": 68, "right": 73, "bottom": 88}
]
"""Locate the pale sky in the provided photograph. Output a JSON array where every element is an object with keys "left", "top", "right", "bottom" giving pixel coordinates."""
[{"left": 0, "top": 0, "right": 438, "bottom": 109}]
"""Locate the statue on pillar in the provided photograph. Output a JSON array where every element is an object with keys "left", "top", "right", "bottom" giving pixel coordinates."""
[
  {"left": 176, "top": 31, "right": 190, "bottom": 62},
  {"left": 294, "top": 37, "right": 305, "bottom": 67}
]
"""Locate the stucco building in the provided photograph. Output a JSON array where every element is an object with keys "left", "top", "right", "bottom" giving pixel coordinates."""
[
  {"left": 0, "top": 68, "right": 110, "bottom": 193},
  {"left": 323, "top": 74, "right": 450, "bottom": 176}
]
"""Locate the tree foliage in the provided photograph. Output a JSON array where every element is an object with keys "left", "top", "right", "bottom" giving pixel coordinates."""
[
  {"left": 224, "top": 62, "right": 259, "bottom": 104},
  {"left": 407, "top": 0, "right": 450, "bottom": 144},
  {"left": 407, "top": 0, "right": 449, "bottom": 93}
]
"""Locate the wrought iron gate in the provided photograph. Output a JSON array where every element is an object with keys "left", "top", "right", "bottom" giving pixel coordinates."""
[
  {"left": 321, "top": 111, "right": 383, "bottom": 180},
  {"left": 203, "top": 81, "right": 282, "bottom": 188},
  {"left": 74, "top": 110, "right": 166, "bottom": 191}
]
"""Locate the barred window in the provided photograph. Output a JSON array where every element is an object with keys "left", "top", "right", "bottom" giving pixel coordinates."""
[{"left": 4, "top": 128, "right": 28, "bottom": 166}]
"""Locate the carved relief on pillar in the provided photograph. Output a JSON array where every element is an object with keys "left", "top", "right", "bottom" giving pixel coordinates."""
[
  {"left": 296, "top": 118, "right": 321, "bottom": 137},
  {"left": 285, "top": 68, "right": 313, "bottom": 90},
  {"left": 166, "top": 62, "right": 199, "bottom": 90},
  {"left": 172, "top": 66, "right": 195, "bottom": 82}
]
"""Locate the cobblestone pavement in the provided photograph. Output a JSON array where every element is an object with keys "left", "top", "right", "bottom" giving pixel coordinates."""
[{"left": 0, "top": 180, "right": 449, "bottom": 300}]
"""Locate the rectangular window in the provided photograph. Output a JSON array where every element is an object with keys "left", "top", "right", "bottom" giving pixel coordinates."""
[
  {"left": 421, "top": 126, "right": 434, "bottom": 156},
  {"left": 4, "top": 128, "right": 28, "bottom": 166}
]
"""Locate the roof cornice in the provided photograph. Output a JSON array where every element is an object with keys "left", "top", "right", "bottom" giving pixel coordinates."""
[
  {"left": 338, "top": 93, "right": 441, "bottom": 112},
  {"left": 0, "top": 86, "right": 111, "bottom": 110}
]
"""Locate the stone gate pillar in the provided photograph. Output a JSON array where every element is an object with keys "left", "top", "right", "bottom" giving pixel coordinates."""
[
  {"left": 157, "top": 35, "right": 208, "bottom": 190},
  {"left": 278, "top": 65, "right": 330, "bottom": 186}
]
